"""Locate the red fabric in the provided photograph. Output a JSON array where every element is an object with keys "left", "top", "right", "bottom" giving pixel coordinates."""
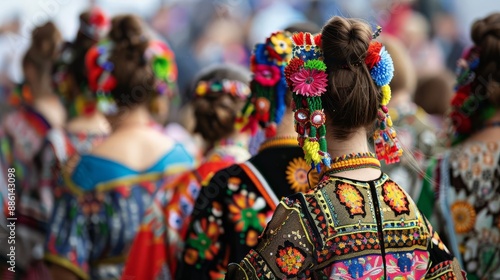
[{"left": 365, "top": 42, "right": 382, "bottom": 69}]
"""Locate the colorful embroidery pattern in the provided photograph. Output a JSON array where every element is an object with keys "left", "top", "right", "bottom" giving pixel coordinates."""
[
  {"left": 286, "top": 157, "right": 317, "bottom": 193},
  {"left": 335, "top": 183, "right": 366, "bottom": 218},
  {"left": 382, "top": 181, "right": 410, "bottom": 216},
  {"left": 276, "top": 241, "right": 306, "bottom": 276},
  {"left": 185, "top": 216, "right": 222, "bottom": 266},
  {"left": 229, "top": 191, "right": 267, "bottom": 233}
]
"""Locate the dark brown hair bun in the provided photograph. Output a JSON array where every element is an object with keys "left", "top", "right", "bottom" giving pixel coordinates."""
[
  {"left": 23, "top": 21, "right": 62, "bottom": 71},
  {"left": 320, "top": 17, "right": 380, "bottom": 140},
  {"left": 191, "top": 64, "right": 251, "bottom": 144}
]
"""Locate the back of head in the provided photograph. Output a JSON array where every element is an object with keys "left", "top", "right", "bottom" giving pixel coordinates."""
[
  {"left": 415, "top": 71, "right": 454, "bottom": 116},
  {"left": 471, "top": 13, "right": 500, "bottom": 107},
  {"left": 450, "top": 13, "right": 500, "bottom": 144},
  {"left": 23, "top": 21, "right": 62, "bottom": 73},
  {"left": 379, "top": 35, "right": 416, "bottom": 96},
  {"left": 86, "top": 14, "right": 178, "bottom": 114},
  {"left": 321, "top": 17, "right": 380, "bottom": 140},
  {"left": 191, "top": 64, "right": 251, "bottom": 144}
]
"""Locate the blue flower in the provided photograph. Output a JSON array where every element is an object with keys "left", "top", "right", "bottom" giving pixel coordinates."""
[{"left": 370, "top": 47, "right": 394, "bottom": 87}]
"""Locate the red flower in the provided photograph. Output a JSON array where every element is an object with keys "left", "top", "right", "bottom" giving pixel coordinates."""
[
  {"left": 89, "top": 8, "right": 109, "bottom": 28},
  {"left": 253, "top": 64, "right": 281, "bottom": 87},
  {"left": 365, "top": 41, "right": 382, "bottom": 69},
  {"left": 450, "top": 111, "right": 472, "bottom": 133},
  {"left": 285, "top": 58, "right": 304, "bottom": 87},
  {"left": 451, "top": 92, "right": 468, "bottom": 107}
]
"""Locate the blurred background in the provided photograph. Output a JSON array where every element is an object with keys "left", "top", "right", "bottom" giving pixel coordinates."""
[{"left": 0, "top": 0, "right": 497, "bottom": 113}]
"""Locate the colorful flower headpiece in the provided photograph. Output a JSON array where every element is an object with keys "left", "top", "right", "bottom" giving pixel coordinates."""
[
  {"left": 365, "top": 31, "right": 402, "bottom": 164},
  {"left": 448, "top": 47, "right": 491, "bottom": 145},
  {"left": 285, "top": 27, "right": 401, "bottom": 172},
  {"left": 195, "top": 79, "right": 251, "bottom": 100},
  {"left": 85, "top": 39, "right": 178, "bottom": 115},
  {"left": 239, "top": 31, "right": 293, "bottom": 138},
  {"left": 284, "top": 32, "right": 330, "bottom": 172}
]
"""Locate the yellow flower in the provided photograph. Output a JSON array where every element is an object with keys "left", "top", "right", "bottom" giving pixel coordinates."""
[{"left": 270, "top": 32, "right": 292, "bottom": 56}]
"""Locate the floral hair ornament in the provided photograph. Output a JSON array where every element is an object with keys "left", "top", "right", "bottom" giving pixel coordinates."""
[
  {"left": 144, "top": 40, "right": 178, "bottom": 98},
  {"left": 85, "top": 39, "right": 118, "bottom": 115},
  {"left": 365, "top": 27, "right": 402, "bottom": 164},
  {"left": 285, "top": 32, "right": 330, "bottom": 173},
  {"left": 449, "top": 47, "right": 485, "bottom": 145},
  {"left": 194, "top": 79, "right": 251, "bottom": 100},
  {"left": 239, "top": 31, "right": 293, "bottom": 138}
]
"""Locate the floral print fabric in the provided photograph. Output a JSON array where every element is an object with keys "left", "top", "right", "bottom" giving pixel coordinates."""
[{"left": 431, "top": 141, "right": 500, "bottom": 280}]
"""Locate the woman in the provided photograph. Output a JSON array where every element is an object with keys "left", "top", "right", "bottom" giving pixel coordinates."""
[
  {"left": 226, "top": 16, "right": 464, "bottom": 279},
  {"left": 0, "top": 21, "right": 65, "bottom": 279},
  {"left": 176, "top": 30, "right": 322, "bottom": 280},
  {"left": 425, "top": 13, "right": 500, "bottom": 279},
  {"left": 44, "top": 15, "right": 195, "bottom": 280},
  {"left": 122, "top": 64, "right": 254, "bottom": 279},
  {"left": 42, "top": 7, "right": 111, "bottom": 204}
]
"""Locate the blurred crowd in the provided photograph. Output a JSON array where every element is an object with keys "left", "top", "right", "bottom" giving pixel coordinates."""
[{"left": 0, "top": 0, "right": 499, "bottom": 280}]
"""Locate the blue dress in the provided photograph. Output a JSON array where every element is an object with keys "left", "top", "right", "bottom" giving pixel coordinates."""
[{"left": 44, "top": 143, "right": 195, "bottom": 280}]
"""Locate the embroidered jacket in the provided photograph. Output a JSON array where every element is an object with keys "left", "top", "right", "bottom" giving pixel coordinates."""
[
  {"left": 177, "top": 143, "right": 319, "bottom": 279},
  {"left": 423, "top": 141, "right": 500, "bottom": 279},
  {"left": 226, "top": 174, "right": 465, "bottom": 280}
]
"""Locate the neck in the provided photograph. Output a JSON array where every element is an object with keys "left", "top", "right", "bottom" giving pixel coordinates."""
[
  {"left": 326, "top": 128, "right": 372, "bottom": 158},
  {"left": 109, "top": 105, "right": 152, "bottom": 131},
  {"left": 274, "top": 108, "right": 296, "bottom": 138},
  {"left": 388, "top": 91, "right": 411, "bottom": 108}
]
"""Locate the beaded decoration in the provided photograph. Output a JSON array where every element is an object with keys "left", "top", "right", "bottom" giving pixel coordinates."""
[
  {"left": 320, "top": 152, "right": 381, "bottom": 177},
  {"left": 448, "top": 47, "right": 492, "bottom": 145},
  {"left": 239, "top": 31, "right": 293, "bottom": 138},
  {"left": 195, "top": 79, "right": 251, "bottom": 100},
  {"left": 366, "top": 27, "right": 402, "bottom": 164},
  {"left": 85, "top": 38, "right": 178, "bottom": 115},
  {"left": 284, "top": 32, "right": 330, "bottom": 173}
]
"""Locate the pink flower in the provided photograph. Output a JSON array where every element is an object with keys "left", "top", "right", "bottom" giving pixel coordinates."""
[
  {"left": 291, "top": 69, "right": 328, "bottom": 97},
  {"left": 254, "top": 64, "right": 281, "bottom": 87}
]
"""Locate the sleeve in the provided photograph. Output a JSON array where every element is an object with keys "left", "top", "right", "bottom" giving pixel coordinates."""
[
  {"left": 423, "top": 216, "right": 466, "bottom": 280},
  {"left": 44, "top": 192, "right": 91, "bottom": 280},
  {"left": 226, "top": 198, "right": 316, "bottom": 280},
  {"left": 176, "top": 170, "right": 230, "bottom": 280}
]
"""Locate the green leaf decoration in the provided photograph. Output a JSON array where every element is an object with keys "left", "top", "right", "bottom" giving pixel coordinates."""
[
  {"left": 153, "top": 56, "right": 169, "bottom": 79},
  {"left": 304, "top": 59, "right": 327, "bottom": 71}
]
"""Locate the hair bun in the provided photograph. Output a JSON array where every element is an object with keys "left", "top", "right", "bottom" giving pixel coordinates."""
[
  {"left": 109, "top": 15, "right": 148, "bottom": 52},
  {"left": 31, "top": 21, "right": 61, "bottom": 60},
  {"left": 472, "top": 14, "right": 500, "bottom": 61},
  {"left": 321, "top": 16, "right": 372, "bottom": 68}
]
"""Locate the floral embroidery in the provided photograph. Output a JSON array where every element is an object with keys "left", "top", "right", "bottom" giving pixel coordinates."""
[
  {"left": 185, "top": 216, "right": 222, "bottom": 264},
  {"left": 382, "top": 181, "right": 410, "bottom": 216},
  {"left": 228, "top": 190, "right": 267, "bottom": 233},
  {"left": 275, "top": 241, "right": 306, "bottom": 276},
  {"left": 286, "top": 157, "right": 318, "bottom": 193},
  {"left": 451, "top": 200, "right": 476, "bottom": 234},
  {"left": 335, "top": 183, "right": 366, "bottom": 218}
]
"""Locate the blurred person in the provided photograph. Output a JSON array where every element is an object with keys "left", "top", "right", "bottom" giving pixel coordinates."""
[
  {"left": 414, "top": 70, "right": 455, "bottom": 137},
  {"left": 226, "top": 17, "right": 465, "bottom": 279},
  {"left": 425, "top": 13, "right": 500, "bottom": 279},
  {"left": 176, "top": 30, "right": 305, "bottom": 280},
  {"left": 122, "top": 63, "right": 254, "bottom": 280},
  {"left": 380, "top": 35, "right": 439, "bottom": 200},
  {"left": 0, "top": 21, "right": 65, "bottom": 280},
  {"left": 44, "top": 15, "right": 195, "bottom": 280},
  {"left": 433, "top": 12, "right": 465, "bottom": 71}
]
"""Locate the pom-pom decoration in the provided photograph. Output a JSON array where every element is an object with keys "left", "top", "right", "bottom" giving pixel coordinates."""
[
  {"left": 242, "top": 30, "right": 293, "bottom": 138},
  {"left": 285, "top": 32, "right": 331, "bottom": 170},
  {"left": 369, "top": 46, "right": 394, "bottom": 87}
]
